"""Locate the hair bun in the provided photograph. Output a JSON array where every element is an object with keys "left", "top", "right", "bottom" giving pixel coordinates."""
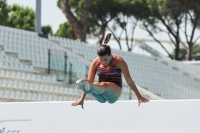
[{"left": 103, "top": 33, "right": 112, "bottom": 45}]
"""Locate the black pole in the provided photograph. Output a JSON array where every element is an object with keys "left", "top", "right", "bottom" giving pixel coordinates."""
[
  {"left": 35, "top": 0, "right": 41, "bottom": 33},
  {"left": 48, "top": 49, "right": 50, "bottom": 73},
  {"left": 69, "top": 63, "right": 72, "bottom": 85},
  {"left": 129, "top": 87, "right": 132, "bottom": 100},
  {"left": 64, "top": 53, "right": 67, "bottom": 75},
  {"left": 85, "top": 66, "right": 89, "bottom": 78}
]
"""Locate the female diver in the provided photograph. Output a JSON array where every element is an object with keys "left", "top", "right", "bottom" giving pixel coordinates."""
[{"left": 71, "top": 33, "right": 149, "bottom": 109}]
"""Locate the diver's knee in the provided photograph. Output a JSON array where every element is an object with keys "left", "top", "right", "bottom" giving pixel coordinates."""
[
  {"left": 98, "top": 99, "right": 106, "bottom": 103},
  {"left": 107, "top": 100, "right": 117, "bottom": 104}
]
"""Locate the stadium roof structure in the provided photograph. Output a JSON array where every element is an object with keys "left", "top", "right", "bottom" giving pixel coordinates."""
[{"left": 136, "top": 40, "right": 168, "bottom": 58}]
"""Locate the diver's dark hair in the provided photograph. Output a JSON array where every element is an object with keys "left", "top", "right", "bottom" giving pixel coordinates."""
[{"left": 97, "top": 33, "right": 112, "bottom": 56}]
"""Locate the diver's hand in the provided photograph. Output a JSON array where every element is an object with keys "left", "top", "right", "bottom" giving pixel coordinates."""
[
  {"left": 76, "top": 78, "right": 90, "bottom": 83},
  {"left": 71, "top": 98, "right": 84, "bottom": 109},
  {"left": 138, "top": 96, "right": 149, "bottom": 107},
  {"left": 76, "top": 78, "right": 87, "bottom": 82}
]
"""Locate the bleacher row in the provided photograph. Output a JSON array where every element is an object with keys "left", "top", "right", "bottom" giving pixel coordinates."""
[
  {"left": 0, "top": 69, "right": 57, "bottom": 83},
  {"left": 0, "top": 25, "right": 199, "bottom": 102},
  {"left": 115, "top": 49, "right": 200, "bottom": 98},
  {"left": 0, "top": 50, "right": 36, "bottom": 72},
  {"left": 48, "top": 34, "right": 200, "bottom": 99},
  {"left": 0, "top": 26, "right": 97, "bottom": 102},
  {"left": 0, "top": 26, "right": 152, "bottom": 102},
  {"left": 50, "top": 34, "right": 200, "bottom": 79}
]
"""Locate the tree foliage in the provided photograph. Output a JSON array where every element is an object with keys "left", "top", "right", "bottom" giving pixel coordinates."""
[
  {"left": 170, "top": 45, "right": 200, "bottom": 60},
  {"left": 0, "top": 0, "right": 10, "bottom": 26},
  {"left": 55, "top": 22, "right": 75, "bottom": 39},
  {"left": 107, "top": 0, "right": 150, "bottom": 51},
  {"left": 141, "top": 0, "right": 200, "bottom": 61},
  {"left": 0, "top": 0, "right": 53, "bottom": 35},
  {"left": 48, "top": 0, "right": 200, "bottom": 59},
  {"left": 42, "top": 25, "right": 53, "bottom": 35},
  {"left": 57, "top": 0, "right": 150, "bottom": 51},
  {"left": 58, "top": 0, "right": 93, "bottom": 41},
  {"left": 7, "top": 4, "right": 35, "bottom": 31},
  {"left": 193, "top": 45, "right": 200, "bottom": 60}
]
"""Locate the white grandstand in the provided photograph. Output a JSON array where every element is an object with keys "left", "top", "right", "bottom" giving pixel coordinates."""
[{"left": 0, "top": 25, "right": 199, "bottom": 102}]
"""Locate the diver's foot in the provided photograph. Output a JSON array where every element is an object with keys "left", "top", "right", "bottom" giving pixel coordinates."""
[{"left": 76, "top": 79, "right": 92, "bottom": 94}]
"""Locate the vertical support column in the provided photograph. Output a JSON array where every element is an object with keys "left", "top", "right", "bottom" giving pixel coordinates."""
[
  {"left": 85, "top": 66, "right": 89, "bottom": 78},
  {"left": 64, "top": 53, "right": 67, "bottom": 75},
  {"left": 69, "top": 63, "right": 72, "bottom": 85},
  {"left": 35, "top": 0, "right": 42, "bottom": 34},
  {"left": 48, "top": 49, "right": 50, "bottom": 73},
  {"left": 63, "top": 53, "right": 68, "bottom": 84},
  {"left": 129, "top": 87, "right": 132, "bottom": 100}
]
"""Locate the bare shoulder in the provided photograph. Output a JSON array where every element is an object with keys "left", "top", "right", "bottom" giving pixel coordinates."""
[
  {"left": 114, "top": 54, "right": 127, "bottom": 67},
  {"left": 91, "top": 56, "right": 100, "bottom": 67},
  {"left": 114, "top": 54, "right": 122, "bottom": 60}
]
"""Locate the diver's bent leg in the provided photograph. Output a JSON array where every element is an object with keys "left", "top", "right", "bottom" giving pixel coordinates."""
[
  {"left": 91, "top": 92, "right": 106, "bottom": 103},
  {"left": 90, "top": 82, "right": 106, "bottom": 94},
  {"left": 76, "top": 79, "right": 122, "bottom": 103},
  {"left": 76, "top": 80, "right": 106, "bottom": 94},
  {"left": 92, "top": 82, "right": 122, "bottom": 103},
  {"left": 101, "top": 86, "right": 122, "bottom": 104}
]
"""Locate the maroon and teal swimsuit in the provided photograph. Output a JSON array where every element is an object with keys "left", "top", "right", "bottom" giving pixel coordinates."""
[{"left": 96, "top": 55, "right": 122, "bottom": 88}]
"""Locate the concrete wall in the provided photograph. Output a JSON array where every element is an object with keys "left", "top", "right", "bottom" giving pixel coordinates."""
[{"left": 0, "top": 100, "right": 200, "bottom": 133}]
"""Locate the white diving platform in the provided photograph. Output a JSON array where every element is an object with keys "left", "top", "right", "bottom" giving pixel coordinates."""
[{"left": 0, "top": 100, "right": 200, "bottom": 133}]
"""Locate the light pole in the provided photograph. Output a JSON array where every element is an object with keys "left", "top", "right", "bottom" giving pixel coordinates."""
[{"left": 35, "top": 0, "right": 41, "bottom": 34}]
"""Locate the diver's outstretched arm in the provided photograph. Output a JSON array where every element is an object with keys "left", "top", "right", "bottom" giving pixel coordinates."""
[{"left": 117, "top": 56, "right": 149, "bottom": 106}]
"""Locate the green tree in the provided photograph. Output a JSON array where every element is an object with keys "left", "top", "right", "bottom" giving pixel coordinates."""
[
  {"left": 180, "top": 0, "right": 200, "bottom": 61},
  {"left": 0, "top": 2, "right": 53, "bottom": 35},
  {"left": 107, "top": 0, "right": 150, "bottom": 51},
  {"left": 87, "top": 0, "right": 125, "bottom": 45},
  {"left": 42, "top": 25, "right": 53, "bottom": 35},
  {"left": 0, "top": 0, "right": 10, "bottom": 26},
  {"left": 55, "top": 22, "right": 75, "bottom": 39},
  {"left": 170, "top": 45, "right": 200, "bottom": 60},
  {"left": 7, "top": 4, "right": 35, "bottom": 31},
  {"left": 192, "top": 45, "right": 200, "bottom": 60},
  {"left": 141, "top": 0, "right": 200, "bottom": 61},
  {"left": 58, "top": 0, "right": 93, "bottom": 41},
  {"left": 57, "top": 0, "right": 150, "bottom": 51}
]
